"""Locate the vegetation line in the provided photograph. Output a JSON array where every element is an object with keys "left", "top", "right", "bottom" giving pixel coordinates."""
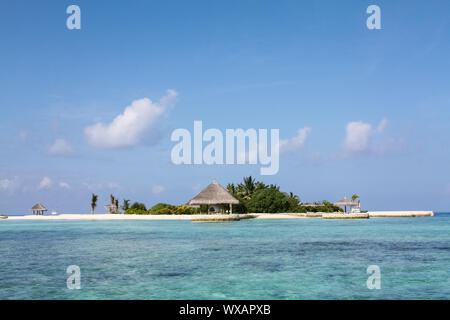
[{"left": 95, "top": 176, "right": 343, "bottom": 215}]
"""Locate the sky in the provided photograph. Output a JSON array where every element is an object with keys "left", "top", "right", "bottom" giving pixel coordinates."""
[{"left": 1, "top": 0, "right": 450, "bottom": 214}]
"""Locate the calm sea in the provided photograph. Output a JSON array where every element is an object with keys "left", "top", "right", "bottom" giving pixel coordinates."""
[{"left": 0, "top": 213, "right": 449, "bottom": 299}]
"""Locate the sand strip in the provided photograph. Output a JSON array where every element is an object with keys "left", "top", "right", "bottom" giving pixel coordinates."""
[
  {"left": 368, "top": 211, "right": 434, "bottom": 217},
  {"left": 3, "top": 211, "right": 434, "bottom": 221}
]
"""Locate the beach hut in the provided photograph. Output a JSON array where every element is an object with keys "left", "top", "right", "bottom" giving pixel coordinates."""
[
  {"left": 187, "top": 181, "right": 239, "bottom": 214},
  {"left": 30, "top": 203, "right": 47, "bottom": 215},
  {"left": 334, "top": 197, "right": 358, "bottom": 213}
]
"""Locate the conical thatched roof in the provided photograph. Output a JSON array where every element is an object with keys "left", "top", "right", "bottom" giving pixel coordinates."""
[
  {"left": 334, "top": 197, "right": 358, "bottom": 207},
  {"left": 30, "top": 203, "right": 47, "bottom": 211},
  {"left": 187, "top": 181, "right": 239, "bottom": 205}
]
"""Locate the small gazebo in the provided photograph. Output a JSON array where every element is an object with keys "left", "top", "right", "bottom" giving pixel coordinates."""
[
  {"left": 187, "top": 181, "right": 239, "bottom": 214},
  {"left": 30, "top": 203, "right": 47, "bottom": 215},
  {"left": 334, "top": 197, "right": 358, "bottom": 213}
]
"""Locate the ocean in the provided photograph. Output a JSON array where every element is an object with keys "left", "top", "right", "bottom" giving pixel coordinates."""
[{"left": 0, "top": 213, "right": 449, "bottom": 299}]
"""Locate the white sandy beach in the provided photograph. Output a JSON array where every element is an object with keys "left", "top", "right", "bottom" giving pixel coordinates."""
[
  {"left": 3, "top": 211, "right": 434, "bottom": 220},
  {"left": 5, "top": 213, "right": 303, "bottom": 220},
  {"left": 367, "top": 211, "right": 434, "bottom": 217}
]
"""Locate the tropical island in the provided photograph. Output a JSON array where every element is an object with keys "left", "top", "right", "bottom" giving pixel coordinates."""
[
  {"left": 94, "top": 176, "right": 344, "bottom": 216},
  {"left": 3, "top": 176, "right": 433, "bottom": 220}
]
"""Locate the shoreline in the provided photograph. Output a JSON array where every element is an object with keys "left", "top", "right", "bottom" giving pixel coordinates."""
[{"left": 3, "top": 211, "right": 434, "bottom": 221}]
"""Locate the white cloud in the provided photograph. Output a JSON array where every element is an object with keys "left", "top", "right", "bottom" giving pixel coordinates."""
[
  {"left": 107, "top": 182, "right": 121, "bottom": 189},
  {"left": 234, "top": 127, "right": 311, "bottom": 162},
  {"left": 0, "top": 177, "right": 20, "bottom": 193},
  {"left": 376, "top": 118, "right": 388, "bottom": 133},
  {"left": 39, "top": 177, "right": 52, "bottom": 190},
  {"left": 84, "top": 89, "right": 178, "bottom": 148},
  {"left": 59, "top": 182, "right": 70, "bottom": 189},
  {"left": 342, "top": 118, "right": 399, "bottom": 156},
  {"left": 152, "top": 185, "right": 165, "bottom": 195},
  {"left": 343, "top": 121, "right": 373, "bottom": 153},
  {"left": 47, "top": 139, "right": 75, "bottom": 156},
  {"left": 280, "top": 127, "right": 311, "bottom": 153}
]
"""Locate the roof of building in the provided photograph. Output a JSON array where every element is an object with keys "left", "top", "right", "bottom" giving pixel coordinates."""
[
  {"left": 30, "top": 203, "right": 47, "bottom": 211},
  {"left": 187, "top": 181, "right": 239, "bottom": 205}
]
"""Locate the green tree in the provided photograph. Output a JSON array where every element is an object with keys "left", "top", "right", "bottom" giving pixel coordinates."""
[
  {"left": 122, "top": 199, "right": 130, "bottom": 211},
  {"left": 149, "top": 203, "right": 172, "bottom": 213},
  {"left": 226, "top": 176, "right": 341, "bottom": 214},
  {"left": 255, "top": 182, "right": 266, "bottom": 191},
  {"left": 130, "top": 202, "right": 147, "bottom": 211},
  {"left": 91, "top": 194, "right": 98, "bottom": 215},
  {"left": 227, "top": 183, "right": 236, "bottom": 195},
  {"left": 288, "top": 192, "right": 300, "bottom": 202},
  {"left": 351, "top": 194, "right": 360, "bottom": 202},
  {"left": 246, "top": 188, "right": 298, "bottom": 213},
  {"left": 237, "top": 176, "right": 256, "bottom": 200},
  {"left": 243, "top": 176, "right": 256, "bottom": 194},
  {"left": 115, "top": 199, "right": 119, "bottom": 213}
]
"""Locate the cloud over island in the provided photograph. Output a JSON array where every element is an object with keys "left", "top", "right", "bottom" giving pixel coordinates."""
[{"left": 84, "top": 89, "right": 178, "bottom": 149}]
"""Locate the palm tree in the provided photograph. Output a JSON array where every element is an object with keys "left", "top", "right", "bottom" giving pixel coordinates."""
[
  {"left": 289, "top": 192, "right": 300, "bottom": 201},
  {"left": 91, "top": 193, "right": 98, "bottom": 215},
  {"left": 237, "top": 176, "right": 256, "bottom": 200},
  {"left": 243, "top": 176, "right": 256, "bottom": 194},
  {"left": 123, "top": 199, "right": 130, "bottom": 211},
  {"left": 237, "top": 184, "right": 251, "bottom": 200},
  {"left": 227, "top": 184, "right": 236, "bottom": 195},
  {"left": 351, "top": 194, "right": 360, "bottom": 202},
  {"left": 115, "top": 199, "right": 119, "bottom": 213},
  {"left": 255, "top": 182, "right": 266, "bottom": 191}
]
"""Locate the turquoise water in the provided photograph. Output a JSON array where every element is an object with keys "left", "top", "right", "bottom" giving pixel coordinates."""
[{"left": 0, "top": 214, "right": 449, "bottom": 300}]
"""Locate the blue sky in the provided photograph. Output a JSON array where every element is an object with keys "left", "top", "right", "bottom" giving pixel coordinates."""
[{"left": 1, "top": 0, "right": 450, "bottom": 214}]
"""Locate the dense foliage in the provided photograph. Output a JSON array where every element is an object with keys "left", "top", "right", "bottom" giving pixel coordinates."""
[
  {"left": 130, "top": 202, "right": 147, "bottom": 211},
  {"left": 245, "top": 187, "right": 299, "bottom": 213},
  {"left": 118, "top": 176, "right": 342, "bottom": 215},
  {"left": 149, "top": 203, "right": 196, "bottom": 215},
  {"left": 227, "top": 176, "right": 342, "bottom": 213},
  {"left": 294, "top": 201, "right": 342, "bottom": 213},
  {"left": 124, "top": 203, "right": 197, "bottom": 215},
  {"left": 123, "top": 208, "right": 148, "bottom": 215}
]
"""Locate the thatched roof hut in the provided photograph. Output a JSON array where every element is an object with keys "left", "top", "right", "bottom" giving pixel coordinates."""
[
  {"left": 187, "top": 181, "right": 239, "bottom": 214},
  {"left": 30, "top": 203, "right": 47, "bottom": 215},
  {"left": 334, "top": 197, "right": 358, "bottom": 212}
]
